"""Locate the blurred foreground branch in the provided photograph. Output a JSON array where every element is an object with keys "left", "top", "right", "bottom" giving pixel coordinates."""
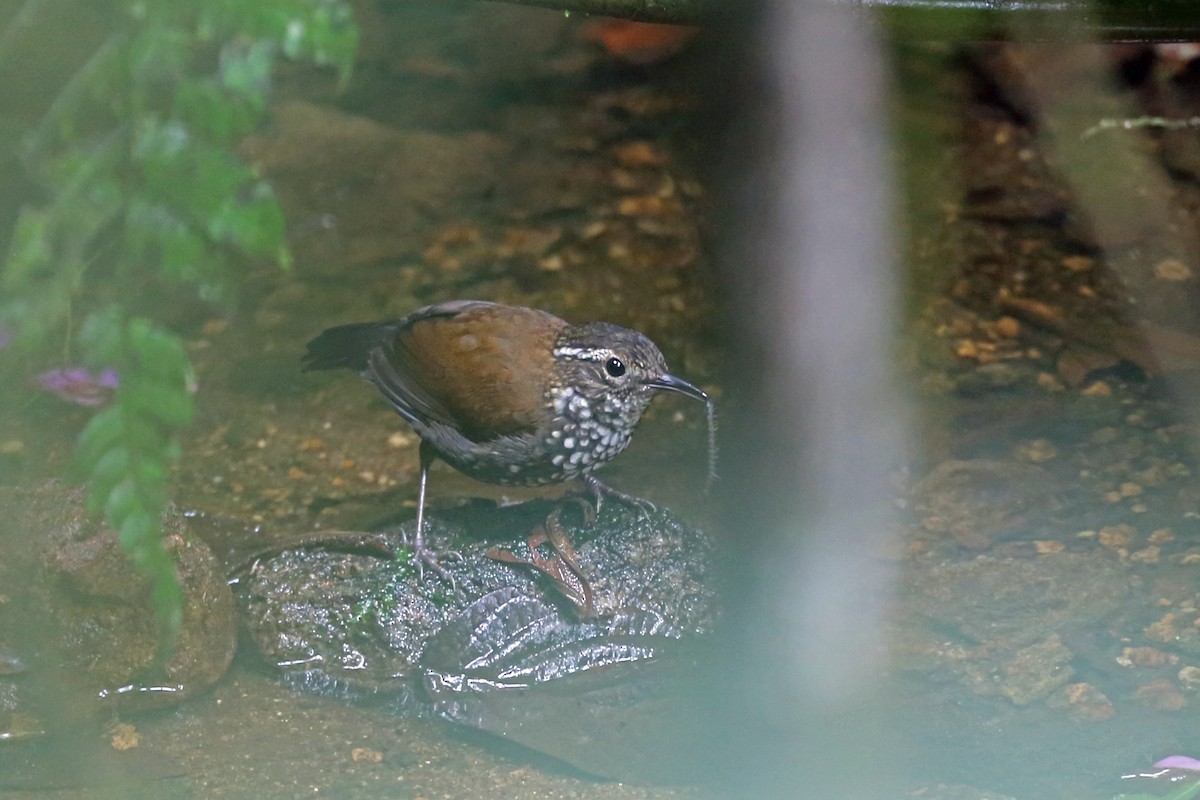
[
  {"left": 482, "top": 0, "right": 703, "bottom": 23},
  {"left": 483, "top": 0, "right": 1200, "bottom": 39}
]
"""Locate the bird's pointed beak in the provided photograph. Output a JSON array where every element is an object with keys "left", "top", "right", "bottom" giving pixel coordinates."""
[{"left": 646, "top": 372, "right": 708, "bottom": 403}]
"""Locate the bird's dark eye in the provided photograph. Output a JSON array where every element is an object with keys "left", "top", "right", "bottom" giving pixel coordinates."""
[{"left": 605, "top": 357, "right": 626, "bottom": 378}]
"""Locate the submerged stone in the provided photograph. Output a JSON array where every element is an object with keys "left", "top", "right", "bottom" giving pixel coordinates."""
[
  {"left": 0, "top": 483, "right": 236, "bottom": 717},
  {"left": 0, "top": 482, "right": 231, "bottom": 789}
]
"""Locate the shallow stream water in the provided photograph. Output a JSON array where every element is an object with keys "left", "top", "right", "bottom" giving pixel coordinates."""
[{"left": 4, "top": 3, "right": 1200, "bottom": 799}]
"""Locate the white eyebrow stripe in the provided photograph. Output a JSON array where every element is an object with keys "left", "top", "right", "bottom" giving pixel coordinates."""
[{"left": 553, "top": 346, "right": 614, "bottom": 362}]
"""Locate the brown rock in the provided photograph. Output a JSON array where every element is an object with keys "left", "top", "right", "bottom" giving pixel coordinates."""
[
  {"left": 998, "top": 634, "right": 1074, "bottom": 705},
  {"left": 4, "top": 483, "right": 236, "bottom": 715},
  {"left": 1146, "top": 612, "right": 1178, "bottom": 643},
  {"left": 1135, "top": 678, "right": 1188, "bottom": 711},
  {"left": 1118, "top": 646, "right": 1177, "bottom": 668},
  {"left": 240, "top": 102, "right": 508, "bottom": 274},
  {"left": 1048, "top": 682, "right": 1115, "bottom": 722}
]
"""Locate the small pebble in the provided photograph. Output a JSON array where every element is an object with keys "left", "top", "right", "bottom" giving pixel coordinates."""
[
  {"left": 1155, "top": 258, "right": 1192, "bottom": 281},
  {"left": 1036, "top": 372, "right": 1065, "bottom": 391},
  {"left": 581, "top": 221, "right": 607, "bottom": 239},
  {"left": 1015, "top": 438, "right": 1057, "bottom": 463},
  {"left": 617, "top": 195, "right": 667, "bottom": 216},
  {"left": 607, "top": 242, "right": 630, "bottom": 260},
  {"left": 614, "top": 140, "right": 666, "bottom": 168},
  {"left": 1145, "top": 612, "right": 1177, "bottom": 643},
  {"left": 656, "top": 174, "right": 676, "bottom": 198},
  {"left": 678, "top": 178, "right": 704, "bottom": 198},
  {"left": 610, "top": 168, "right": 639, "bottom": 190},
  {"left": 350, "top": 748, "right": 383, "bottom": 763},
  {"left": 1118, "top": 646, "right": 1176, "bottom": 668},
  {"left": 1150, "top": 528, "right": 1176, "bottom": 544},
  {"left": 202, "top": 318, "right": 230, "bottom": 336},
  {"left": 109, "top": 723, "right": 139, "bottom": 751},
  {"left": 991, "top": 316, "right": 1020, "bottom": 338},
  {"left": 1098, "top": 524, "right": 1136, "bottom": 549},
  {"left": 1052, "top": 682, "right": 1114, "bottom": 721},
  {"left": 1061, "top": 255, "right": 1094, "bottom": 272}
]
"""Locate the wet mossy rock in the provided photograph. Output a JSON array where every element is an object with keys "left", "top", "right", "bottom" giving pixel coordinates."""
[{"left": 235, "top": 499, "right": 717, "bottom": 781}]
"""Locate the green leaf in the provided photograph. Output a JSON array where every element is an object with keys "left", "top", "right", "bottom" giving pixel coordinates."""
[
  {"left": 174, "top": 78, "right": 261, "bottom": 143},
  {"left": 79, "top": 307, "right": 127, "bottom": 365},
  {"left": 289, "top": 1, "right": 358, "bottom": 82},
  {"left": 119, "top": 413, "right": 169, "bottom": 456},
  {"left": 75, "top": 405, "right": 125, "bottom": 471},
  {"left": 207, "top": 182, "right": 286, "bottom": 258},
  {"left": 125, "top": 23, "right": 190, "bottom": 91},
  {"left": 133, "top": 457, "right": 170, "bottom": 492},
  {"left": 219, "top": 38, "right": 275, "bottom": 98},
  {"left": 162, "top": 226, "right": 209, "bottom": 284},
  {"left": 105, "top": 478, "right": 142, "bottom": 523},
  {"left": 127, "top": 319, "right": 190, "bottom": 379},
  {"left": 134, "top": 122, "right": 263, "bottom": 228},
  {"left": 3, "top": 208, "right": 52, "bottom": 288},
  {"left": 118, "top": 508, "right": 156, "bottom": 551},
  {"left": 87, "top": 446, "right": 132, "bottom": 514},
  {"left": 127, "top": 380, "right": 195, "bottom": 428}
]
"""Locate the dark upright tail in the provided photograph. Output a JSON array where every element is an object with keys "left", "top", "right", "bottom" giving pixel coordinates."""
[{"left": 302, "top": 321, "right": 399, "bottom": 373}]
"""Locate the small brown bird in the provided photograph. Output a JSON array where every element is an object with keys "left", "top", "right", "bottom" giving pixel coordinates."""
[{"left": 303, "top": 300, "right": 711, "bottom": 580}]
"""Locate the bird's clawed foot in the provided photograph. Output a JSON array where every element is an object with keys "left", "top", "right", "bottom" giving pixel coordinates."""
[
  {"left": 404, "top": 529, "right": 465, "bottom": 592},
  {"left": 581, "top": 475, "right": 658, "bottom": 520}
]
